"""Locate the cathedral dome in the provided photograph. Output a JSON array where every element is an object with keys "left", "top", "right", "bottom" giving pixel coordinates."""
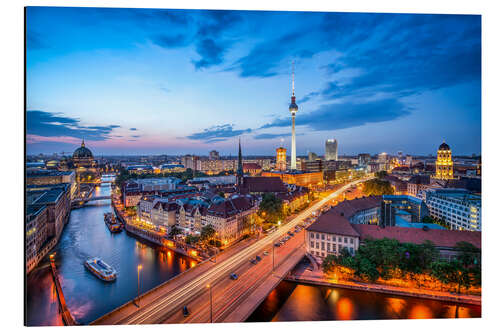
[
  {"left": 73, "top": 140, "right": 93, "bottom": 159},
  {"left": 438, "top": 141, "right": 450, "bottom": 151}
]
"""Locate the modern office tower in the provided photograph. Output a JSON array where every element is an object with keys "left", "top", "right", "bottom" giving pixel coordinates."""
[
  {"left": 358, "top": 153, "right": 371, "bottom": 167},
  {"left": 434, "top": 141, "right": 454, "bottom": 180},
  {"left": 325, "top": 139, "right": 338, "bottom": 161},
  {"left": 209, "top": 150, "right": 220, "bottom": 160}
]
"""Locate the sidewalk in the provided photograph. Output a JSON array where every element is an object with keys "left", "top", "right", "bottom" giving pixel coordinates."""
[{"left": 286, "top": 270, "right": 481, "bottom": 306}]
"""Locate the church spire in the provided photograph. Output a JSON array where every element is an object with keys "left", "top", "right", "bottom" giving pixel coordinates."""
[
  {"left": 81, "top": 138, "right": 85, "bottom": 147},
  {"left": 237, "top": 137, "right": 244, "bottom": 188}
]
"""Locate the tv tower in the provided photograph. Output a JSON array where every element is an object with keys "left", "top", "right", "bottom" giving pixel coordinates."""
[{"left": 289, "top": 61, "right": 298, "bottom": 170}]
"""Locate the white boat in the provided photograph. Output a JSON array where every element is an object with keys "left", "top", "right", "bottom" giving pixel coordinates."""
[{"left": 84, "top": 257, "right": 117, "bottom": 282}]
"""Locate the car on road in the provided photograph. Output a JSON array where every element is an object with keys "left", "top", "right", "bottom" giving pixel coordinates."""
[
  {"left": 183, "top": 306, "right": 190, "bottom": 317},
  {"left": 230, "top": 273, "right": 238, "bottom": 280},
  {"left": 250, "top": 259, "right": 257, "bottom": 264},
  {"left": 263, "top": 251, "right": 269, "bottom": 256},
  {"left": 274, "top": 243, "right": 281, "bottom": 247},
  {"left": 256, "top": 255, "right": 262, "bottom": 262}
]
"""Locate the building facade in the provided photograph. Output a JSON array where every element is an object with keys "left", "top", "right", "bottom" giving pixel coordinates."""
[
  {"left": 425, "top": 188, "right": 481, "bottom": 231},
  {"left": 325, "top": 139, "right": 338, "bottom": 161},
  {"left": 276, "top": 147, "right": 287, "bottom": 171},
  {"left": 434, "top": 141, "right": 454, "bottom": 180}
]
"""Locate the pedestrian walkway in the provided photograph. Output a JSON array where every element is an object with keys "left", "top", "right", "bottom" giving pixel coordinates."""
[{"left": 286, "top": 270, "right": 481, "bottom": 305}]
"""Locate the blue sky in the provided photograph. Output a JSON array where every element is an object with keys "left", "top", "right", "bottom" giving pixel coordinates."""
[{"left": 26, "top": 7, "right": 481, "bottom": 156}]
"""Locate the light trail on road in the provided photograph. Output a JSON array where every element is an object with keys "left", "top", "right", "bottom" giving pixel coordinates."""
[{"left": 120, "top": 178, "right": 371, "bottom": 324}]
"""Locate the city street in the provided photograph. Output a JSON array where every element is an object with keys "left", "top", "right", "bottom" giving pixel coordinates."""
[{"left": 94, "top": 177, "right": 371, "bottom": 325}]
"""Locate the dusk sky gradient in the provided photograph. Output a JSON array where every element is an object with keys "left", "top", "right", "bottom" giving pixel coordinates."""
[{"left": 26, "top": 7, "right": 481, "bottom": 156}]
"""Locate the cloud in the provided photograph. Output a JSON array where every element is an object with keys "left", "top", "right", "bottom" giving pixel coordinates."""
[
  {"left": 297, "top": 92, "right": 320, "bottom": 104},
  {"left": 186, "top": 124, "right": 251, "bottom": 142},
  {"left": 26, "top": 110, "right": 120, "bottom": 141},
  {"left": 260, "top": 98, "right": 410, "bottom": 131},
  {"left": 131, "top": 135, "right": 141, "bottom": 138},
  {"left": 152, "top": 34, "right": 190, "bottom": 48},
  {"left": 192, "top": 38, "right": 225, "bottom": 69},
  {"left": 318, "top": 14, "right": 481, "bottom": 101},
  {"left": 152, "top": 10, "right": 242, "bottom": 70},
  {"left": 129, "top": 128, "right": 137, "bottom": 131}
]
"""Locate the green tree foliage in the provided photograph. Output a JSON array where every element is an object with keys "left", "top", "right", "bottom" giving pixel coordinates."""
[
  {"left": 169, "top": 225, "right": 182, "bottom": 238},
  {"left": 322, "top": 254, "right": 336, "bottom": 273},
  {"left": 375, "top": 171, "right": 388, "bottom": 179},
  {"left": 200, "top": 225, "right": 216, "bottom": 242},
  {"left": 429, "top": 242, "right": 480, "bottom": 293},
  {"left": 362, "top": 179, "right": 394, "bottom": 196},
  {"left": 259, "top": 193, "right": 284, "bottom": 224},
  {"left": 185, "top": 235, "right": 200, "bottom": 245}
]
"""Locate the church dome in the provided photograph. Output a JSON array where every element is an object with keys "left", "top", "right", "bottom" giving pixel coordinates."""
[
  {"left": 73, "top": 139, "right": 93, "bottom": 158},
  {"left": 438, "top": 141, "right": 450, "bottom": 151}
]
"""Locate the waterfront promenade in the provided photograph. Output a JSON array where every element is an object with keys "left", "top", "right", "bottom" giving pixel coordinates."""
[{"left": 285, "top": 270, "right": 481, "bottom": 306}]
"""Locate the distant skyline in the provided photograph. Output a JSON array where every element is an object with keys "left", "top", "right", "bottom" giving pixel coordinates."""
[{"left": 26, "top": 7, "right": 481, "bottom": 156}]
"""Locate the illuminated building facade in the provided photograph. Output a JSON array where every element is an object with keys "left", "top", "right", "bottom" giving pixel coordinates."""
[
  {"left": 276, "top": 146, "right": 287, "bottom": 171},
  {"left": 261, "top": 171, "right": 323, "bottom": 187},
  {"left": 434, "top": 141, "right": 454, "bottom": 179},
  {"left": 325, "top": 139, "right": 338, "bottom": 161}
]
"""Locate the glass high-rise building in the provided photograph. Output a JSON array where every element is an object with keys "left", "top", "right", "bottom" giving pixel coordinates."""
[{"left": 325, "top": 139, "right": 338, "bottom": 161}]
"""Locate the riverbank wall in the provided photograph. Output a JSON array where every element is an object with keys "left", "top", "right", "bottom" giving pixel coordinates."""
[{"left": 284, "top": 274, "right": 481, "bottom": 306}]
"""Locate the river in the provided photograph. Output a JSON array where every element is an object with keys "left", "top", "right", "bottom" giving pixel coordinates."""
[
  {"left": 25, "top": 176, "right": 197, "bottom": 326},
  {"left": 247, "top": 280, "right": 481, "bottom": 321}
]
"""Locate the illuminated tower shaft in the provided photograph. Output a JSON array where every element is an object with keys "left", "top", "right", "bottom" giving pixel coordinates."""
[
  {"left": 291, "top": 114, "right": 296, "bottom": 170},
  {"left": 289, "top": 61, "right": 298, "bottom": 170}
]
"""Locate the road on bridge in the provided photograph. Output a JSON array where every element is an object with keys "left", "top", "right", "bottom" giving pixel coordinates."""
[{"left": 92, "top": 177, "right": 372, "bottom": 325}]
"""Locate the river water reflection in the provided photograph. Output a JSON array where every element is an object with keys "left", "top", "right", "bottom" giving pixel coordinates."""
[
  {"left": 247, "top": 281, "right": 481, "bottom": 322},
  {"left": 26, "top": 177, "right": 197, "bottom": 326}
]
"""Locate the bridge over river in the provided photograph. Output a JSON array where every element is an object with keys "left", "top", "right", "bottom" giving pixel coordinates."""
[{"left": 91, "top": 179, "right": 370, "bottom": 325}]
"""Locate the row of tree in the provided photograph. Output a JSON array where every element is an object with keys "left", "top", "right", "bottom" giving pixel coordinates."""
[
  {"left": 322, "top": 238, "right": 481, "bottom": 293},
  {"left": 362, "top": 178, "right": 394, "bottom": 196}
]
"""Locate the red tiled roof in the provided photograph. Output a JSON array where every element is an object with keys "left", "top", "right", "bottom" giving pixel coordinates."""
[
  {"left": 352, "top": 224, "right": 481, "bottom": 249},
  {"left": 333, "top": 196, "right": 382, "bottom": 219},
  {"left": 306, "top": 196, "right": 381, "bottom": 236},
  {"left": 243, "top": 163, "right": 262, "bottom": 170},
  {"left": 306, "top": 210, "right": 360, "bottom": 237},
  {"left": 240, "top": 176, "right": 287, "bottom": 193},
  {"left": 206, "top": 196, "right": 254, "bottom": 218}
]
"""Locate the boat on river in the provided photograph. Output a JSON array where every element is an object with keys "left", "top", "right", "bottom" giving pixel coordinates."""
[
  {"left": 104, "top": 212, "right": 122, "bottom": 233},
  {"left": 84, "top": 257, "right": 117, "bottom": 282}
]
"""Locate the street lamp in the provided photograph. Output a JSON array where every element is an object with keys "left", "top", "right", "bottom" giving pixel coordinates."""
[
  {"left": 137, "top": 264, "right": 143, "bottom": 306},
  {"left": 206, "top": 283, "right": 213, "bottom": 323}
]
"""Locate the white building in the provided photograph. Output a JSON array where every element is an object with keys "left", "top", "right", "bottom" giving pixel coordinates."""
[
  {"left": 424, "top": 188, "right": 481, "bottom": 231},
  {"left": 325, "top": 139, "right": 338, "bottom": 161}
]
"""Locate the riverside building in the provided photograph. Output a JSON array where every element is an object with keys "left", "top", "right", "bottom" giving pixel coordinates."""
[{"left": 425, "top": 188, "right": 481, "bottom": 231}]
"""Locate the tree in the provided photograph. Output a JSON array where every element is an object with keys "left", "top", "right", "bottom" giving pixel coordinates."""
[
  {"left": 185, "top": 235, "right": 200, "bottom": 245},
  {"left": 200, "top": 225, "right": 216, "bottom": 242},
  {"left": 259, "top": 193, "right": 284, "bottom": 224},
  {"left": 169, "top": 226, "right": 182, "bottom": 238},
  {"left": 322, "top": 254, "right": 336, "bottom": 273},
  {"left": 375, "top": 171, "right": 388, "bottom": 179},
  {"left": 430, "top": 259, "right": 471, "bottom": 294},
  {"left": 362, "top": 179, "right": 394, "bottom": 196}
]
